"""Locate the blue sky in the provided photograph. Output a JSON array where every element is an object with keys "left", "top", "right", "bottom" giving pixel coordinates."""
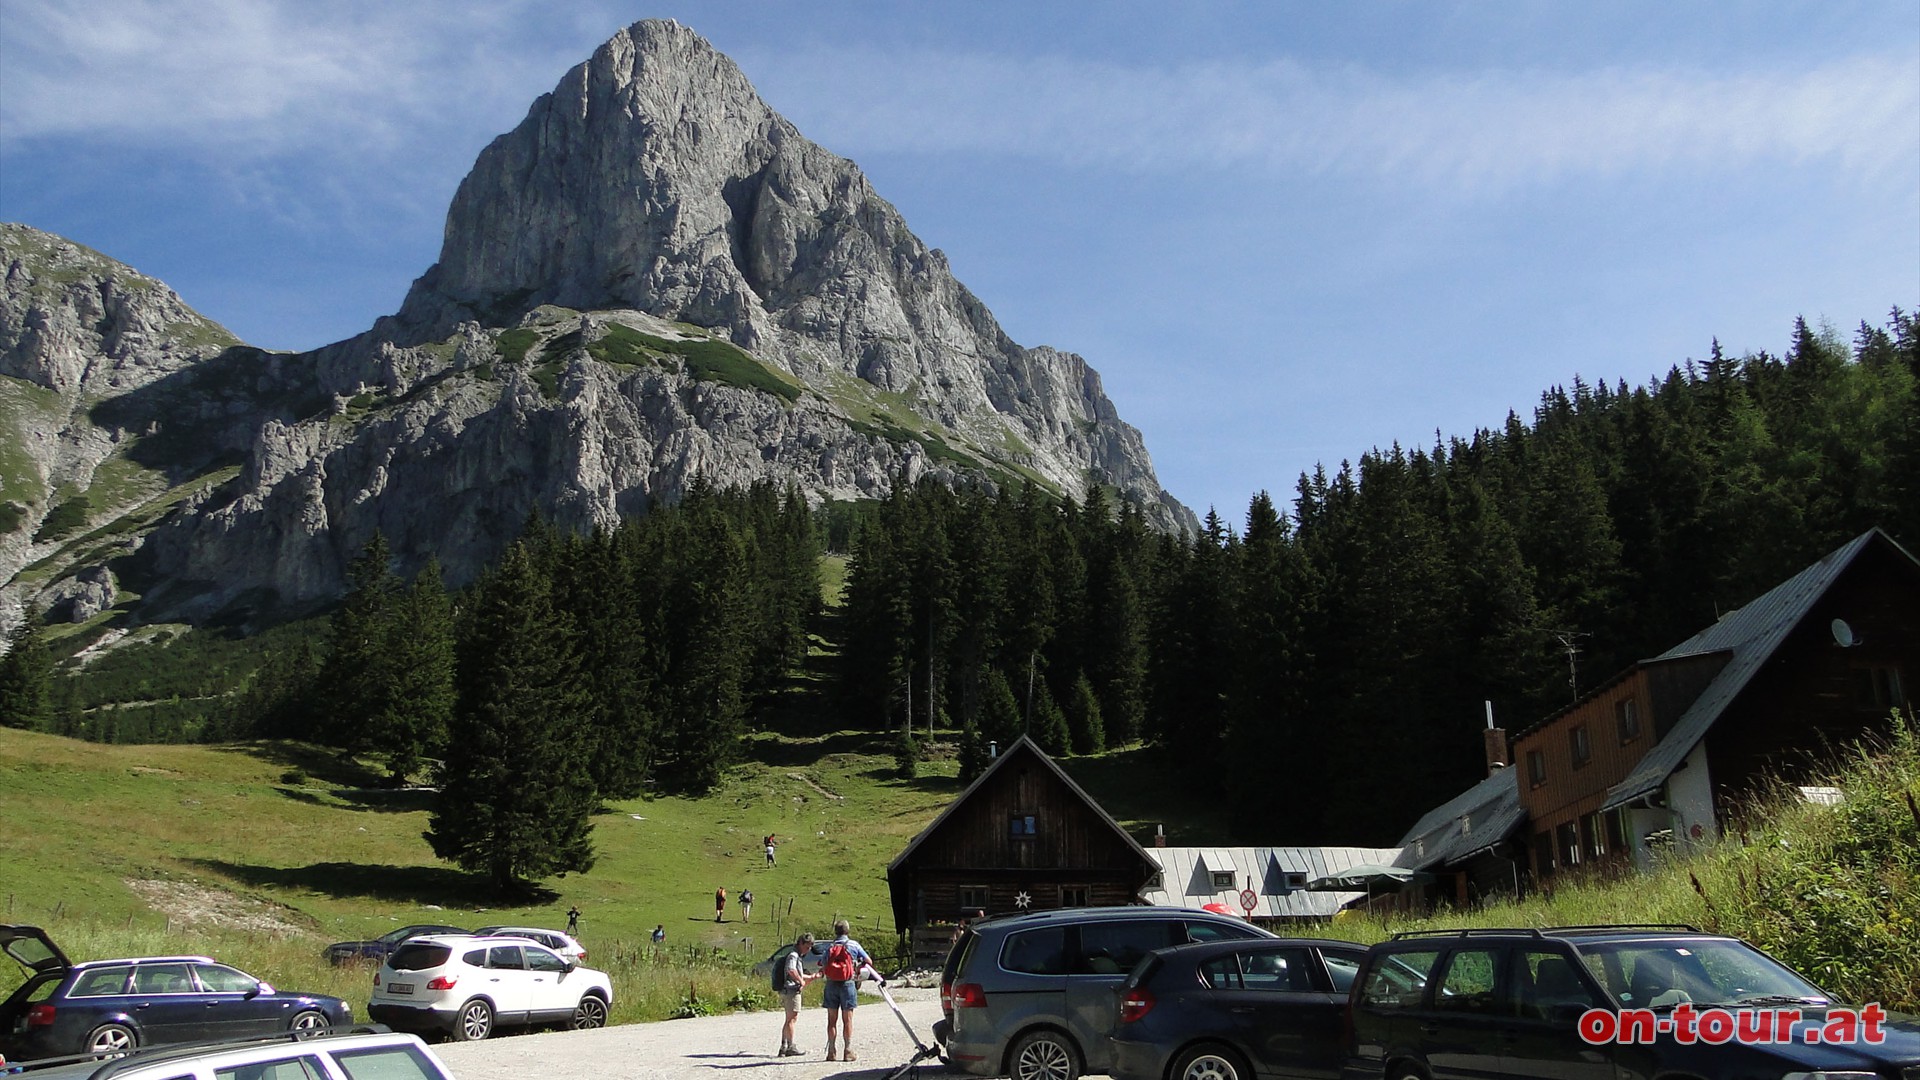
[{"left": 3, "top": 2, "right": 1916, "bottom": 522}]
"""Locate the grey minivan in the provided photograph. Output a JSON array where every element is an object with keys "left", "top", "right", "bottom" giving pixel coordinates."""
[{"left": 933, "top": 907, "right": 1271, "bottom": 1080}]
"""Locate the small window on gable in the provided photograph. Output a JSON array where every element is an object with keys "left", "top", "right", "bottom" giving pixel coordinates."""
[
  {"left": 1009, "top": 814, "right": 1037, "bottom": 840},
  {"left": 1143, "top": 871, "right": 1162, "bottom": 890},
  {"left": 1059, "top": 885, "right": 1090, "bottom": 907},
  {"left": 1570, "top": 725, "right": 1592, "bottom": 769},
  {"left": 1616, "top": 698, "right": 1641, "bottom": 743},
  {"left": 959, "top": 885, "right": 989, "bottom": 911},
  {"left": 1209, "top": 870, "right": 1236, "bottom": 890},
  {"left": 1526, "top": 749, "right": 1547, "bottom": 789}
]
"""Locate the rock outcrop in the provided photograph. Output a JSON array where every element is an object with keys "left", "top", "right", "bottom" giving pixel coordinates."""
[{"left": 2, "top": 19, "right": 1193, "bottom": 629}]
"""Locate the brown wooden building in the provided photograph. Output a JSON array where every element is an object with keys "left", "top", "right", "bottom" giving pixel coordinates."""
[
  {"left": 885, "top": 735, "right": 1158, "bottom": 936},
  {"left": 1514, "top": 527, "right": 1918, "bottom": 881}
]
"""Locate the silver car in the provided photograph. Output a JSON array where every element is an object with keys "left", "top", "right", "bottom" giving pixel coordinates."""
[{"left": 933, "top": 907, "right": 1270, "bottom": 1080}]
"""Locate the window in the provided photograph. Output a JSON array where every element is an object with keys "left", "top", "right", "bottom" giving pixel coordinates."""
[
  {"left": 1853, "top": 665, "right": 1905, "bottom": 709},
  {"left": 1512, "top": 949, "right": 1600, "bottom": 1020},
  {"left": 1321, "top": 948, "right": 1367, "bottom": 993},
  {"left": 1526, "top": 749, "right": 1547, "bottom": 789},
  {"left": 1075, "top": 920, "right": 1177, "bottom": 974},
  {"left": 133, "top": 963, "right": 195, "bottom": 994},
  {"left": 1584, "top": 812, "right": 1607, "bottom": 858},
  {"left": 1185, "top": 919, "right": 1263, "bottom": 944},
  {"left": 1284, "top": 872, "right": 1309, "bottom": 891},
  {"left": 1569, "top": 725, "right": 1591, "bottom": 769},
  {"left": 524, "top": 948, "right": 567, "bottom": 972},
  {"left": 1615, "top": 697, "right": 1641, "bottom": 743},
  {"left": 486, "top": 946, "right": 524, "bottom": 970},
  {"left": 216, "top": 1059, "right": 327, "bottom": 1080},
  {"left": 1199, "top": 947, "right": 1313, "bottom": 992},
  {"left": 1009, "top": 814, "right": 1038, "bottom": 840},
  {"left": 1358, "top": 950, "right": 1438, "bottom": 1008},
  {"left": 1558, "top": 821, "right": 1582, "bottom": 868},
  {"left": 958, "top": 885, "right": 989, "bottom": 911},
  {"left": 1208, "top": 870, "right": 1236, "bottom": 890},
  {"left": 1001, "top": 927, "right": 1068, "bottom": 975},
  {"left": 334, "top": 1044, "right": 447, "bottom": 1080},
  {"left": 1059, "top": 885, "right": 1089, "bottom": 907},
  {"left": 1607, "top": 809, "right": 1630, "bottom": 855},
  {"left": 1143, "top": 871, "right": 1162, "bottom": 890},
  {"left": 1433, "top": 949, "right": 1499, "bottom": 1013},
  {"left": 195, "top": 964, "right": 260, "bottom": 993},
  {"left": 71, "top": 965, "right": 132, "bottom": 997},
  {"left": 1532, "top": 830, "right": 1556, "bottom": 878}
]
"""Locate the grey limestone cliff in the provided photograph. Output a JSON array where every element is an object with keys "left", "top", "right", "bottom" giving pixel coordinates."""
[{"left": 2, "top": 19, "right": 1193, "bottom": 628}]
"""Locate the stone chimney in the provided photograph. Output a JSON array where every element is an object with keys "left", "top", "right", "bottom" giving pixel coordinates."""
[
  {"left": 1154, "top": 824, "right": 1167, "bottom": 848},
  {"left": 1483, "top": 700, "right": 1508, "bottom": 776}
]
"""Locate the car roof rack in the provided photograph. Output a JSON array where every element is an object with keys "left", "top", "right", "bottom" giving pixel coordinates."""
[
  {"left": 1389, "top": 928, "right": 1544, "bottom": 940},
  {"left": 10, "top": 1025, "right": 398, "bottom": 1077},
  {"left": 1543, "top": 924, "right": 1704, "bottom": 934}
]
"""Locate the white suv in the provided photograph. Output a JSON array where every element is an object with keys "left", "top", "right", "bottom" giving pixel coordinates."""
[
  {"left": 470, "top": 926, "right": 587, "bottom": 962},
  {"left": 366, "top": 934, "right": 612, "bottom": 1042},
  {"left": 10, "top": 1027, "right": 453, "bottom": 1079}
]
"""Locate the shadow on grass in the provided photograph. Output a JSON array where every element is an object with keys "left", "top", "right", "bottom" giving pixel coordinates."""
[
  {"left": 327, "top": 787, "right": 437, "bottom": 813},
  {"left": 186, "top": 857, "right": 553, "bottom": 906},
  {"left": 742, "top": 731, "right": 878, "bottom": 768},
  {"left": 218, "top": 742, "right": 390, "bottom": 789}
]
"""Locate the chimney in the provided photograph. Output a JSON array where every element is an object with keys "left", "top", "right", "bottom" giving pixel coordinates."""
[
  {"left": 1483, "top": 700, "right": 1508, "bottom": 776},
  {"left": 1154, "top": 824, "right": 1167, "bottom": 848},
  {"left": 989, "top": 740, "right": 999, "bottom": 759}
]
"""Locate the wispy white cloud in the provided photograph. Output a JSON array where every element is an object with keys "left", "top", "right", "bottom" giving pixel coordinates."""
[
  {"left": 5, "top": 2, "right": 1915, "bottom": 199},
  {"left": 745, "top": 47, "right": 1920, "bottom": 193}
]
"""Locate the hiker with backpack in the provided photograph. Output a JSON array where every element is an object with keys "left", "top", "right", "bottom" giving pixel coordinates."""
[
  {"left": 774, "top": 932, "right": 817, "bottom": 1057},
  {"left": 819, "top": 918, "right": 879, "bottom": 1062}
]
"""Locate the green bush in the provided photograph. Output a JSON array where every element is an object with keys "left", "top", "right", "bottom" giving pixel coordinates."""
[
  {"left": 598, "top": 325, "right": 801, "bottom": 403},
  {"left": 0, "top": 502, "right": 25, "bottom": 535},
  {"left": 496, "top": 328, "right": 540, "bottom": 365},
  {"left": 34, "top": 495, "right": 92, "bottom": 542}
]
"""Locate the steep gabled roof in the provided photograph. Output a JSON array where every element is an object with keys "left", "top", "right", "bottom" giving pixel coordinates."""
[
  {"left": 885, "top": 735, "right": 1154, "bottom": 873},
  {"left": 1603, "top": 528, "right": 1918, "bottom": 810},
  {"left": 1394, "top": 766, "right": 1525, "bottom": 871},
  {"left": 1141, "top": 846, "right": 1404, "bottom": 918}
]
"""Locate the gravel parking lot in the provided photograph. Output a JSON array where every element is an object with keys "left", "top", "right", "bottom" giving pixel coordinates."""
[{"left": 435, "top": 990, "right": 947, "bottom": 1080}]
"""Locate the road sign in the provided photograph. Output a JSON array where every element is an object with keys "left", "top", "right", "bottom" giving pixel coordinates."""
[{"left": 1238, "top": 888, "right": 1258, "bottom": 915}]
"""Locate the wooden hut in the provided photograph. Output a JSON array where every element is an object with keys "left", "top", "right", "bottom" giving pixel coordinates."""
[{"left": 886, "top": 735, "right": 1157, "bottom": 956}]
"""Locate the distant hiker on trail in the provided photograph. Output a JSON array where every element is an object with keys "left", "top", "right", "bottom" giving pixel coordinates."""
[
  {"left": 741, "top": 888, "right": 754, "bottom": 923},
  {"left": 651, "top": 924, "right": 665, "bottom": 948},
  {"left": 765, "top": 835, "right": 777, "bottom": 867},
  {"left": 565, "top": 905, "right": 581, "bottom": 934},
  {"left": 775, "top": 931, "right": 817, "bottom": 1057},
  {"left": 715, "top": 886, "right": 727, "bottom": 922},
  {"left": 820, "top": 918, "right": 877, "bottom": 1062}
]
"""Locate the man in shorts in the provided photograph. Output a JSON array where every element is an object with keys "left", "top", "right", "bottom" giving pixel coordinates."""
[
  {"left": 820, "top": 919, "right": 875, "bottom": 1062},
  {"left": 777, "top": 932, "right": 817, "bottom": 1056}
]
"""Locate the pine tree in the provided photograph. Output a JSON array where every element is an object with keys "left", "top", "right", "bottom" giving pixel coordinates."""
[
  {"left": 1031, "top": 679, "right": 1071, "bottom": 757},
  {"left": 426, "top": 543, "right": 597, "bottom": 894},
  {"left": 0, "top": 609, "right": 53, "bottom": 730},
  {"left": 1065, "top": 671, "right": 1106, "bottom": 755},
  {"left": 375, "top": 561, "right": 456, "bottom": 782}
]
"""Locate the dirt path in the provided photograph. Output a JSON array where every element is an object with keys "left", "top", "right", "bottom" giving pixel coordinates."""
[{"left": 435, "top": 992, "right": 944, "bottom": 1080}]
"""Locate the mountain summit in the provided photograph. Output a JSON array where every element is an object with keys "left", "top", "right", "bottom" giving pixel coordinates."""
[{"left": 2, "top": 20, "right": 1193, "bottom": 626}]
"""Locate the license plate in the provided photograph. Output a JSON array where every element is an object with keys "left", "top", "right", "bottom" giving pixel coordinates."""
[{"left": 386, "top": 983, "right": 414, "bottom": 994}]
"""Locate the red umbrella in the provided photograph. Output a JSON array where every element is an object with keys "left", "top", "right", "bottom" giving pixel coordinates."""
[{"left": 1200, "top": 902, "right": 1240, "bottom": 917}]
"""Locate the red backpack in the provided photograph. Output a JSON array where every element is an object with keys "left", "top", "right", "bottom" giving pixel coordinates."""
[{"left": 822, "top": 941, "right": 856, "bottom": 981}]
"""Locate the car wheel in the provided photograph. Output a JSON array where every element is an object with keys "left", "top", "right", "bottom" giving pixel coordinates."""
[
  {"left": 1387, "top": 1062, "right": 1429, "bottom": 1080},
  {"left": 570, "top": 993, "right": 608, "bottom": 1030},
  {"left": 450, "top": 998, "right": 494, "bottom": 1042},
  {"left": 86, "top": 1023, "right": 136, "bottom": 1054},
  {"left": 289, "top": 1009, "right": 330, "bottom": 1034},
  {"left": 1173, "top": 1044, "right": 1252, "bottom": 1080},
  {"left": 1008, "top": 1029, "right": 1080, "bottom": 1080}
]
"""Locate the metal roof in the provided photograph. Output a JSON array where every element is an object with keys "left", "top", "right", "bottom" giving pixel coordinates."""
[
  {"left": 1140, "top": 846, "right": 1404, "bottom": 918},
  {"left": 1603, "top": 528, "right": 1915, "bottom": 811},
  {"left": 1393, "top": 767, "right": 1526, "bottom": 871}
]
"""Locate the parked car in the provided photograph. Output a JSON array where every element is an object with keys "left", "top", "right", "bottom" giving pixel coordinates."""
[
  {"left": 0, "top": 924, "right": 353, "bottom": 1061},
  {"left": 9, "top": 1026, "right": 454, "bottom": 1080},
  {"left": 1110, "top": 937, "right": 1371, "bottom": 1080},
  {"left": 321, "top": 924, "right": 467, "bottom": 966},
  {"left": 933, "top": 906, "right": 1272, "bottom": 1080},
  {"left": 1345, "top": 924, "right": 1920, "bottom": 1080},
  {"left": 470, "top": 926, "right": 588, "bottom": 962},
  {"left": 366, "top": 933, "right": 613, "bottom": 1042},
  {"left": 751, "top": 940, "right": 824, "bottom": 981}
]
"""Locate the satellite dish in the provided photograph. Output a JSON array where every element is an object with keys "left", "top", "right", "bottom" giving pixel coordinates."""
[{"left": 1831, "top": 618, "right": 1859, "bottom": 647}]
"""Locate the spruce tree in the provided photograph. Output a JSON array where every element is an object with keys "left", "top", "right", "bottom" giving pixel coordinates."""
[
  {"left": 0, "top": 609, "right": 53, "bottom": 730},
  {"left": 426, "top": 543, "right": 597, "bottom": 894},
  {"left": 1031, "top": 680, "right": 1071, "bottom": 757},
  {"left": 1066, "top": 671, "right": 1106, "bottom": 755}
]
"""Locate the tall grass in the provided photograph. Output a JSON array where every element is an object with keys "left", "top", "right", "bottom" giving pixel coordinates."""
[{"left": 1297, "top": 715, "right": 1920, "bottom": 1011}]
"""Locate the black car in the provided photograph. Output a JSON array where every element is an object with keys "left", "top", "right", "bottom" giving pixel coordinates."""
[
  {"left": 1344, "top": 925, "right": 1920, "bottom": 1080},
  {"left": 1111, "top": 937, "right": 1371, "bottom": 1080},
  {"left": 322, "top": 924, "right": 467, "bottom": 966},
  {"left": 0, "top": 924, "right": 353, "bottom": 1060}
]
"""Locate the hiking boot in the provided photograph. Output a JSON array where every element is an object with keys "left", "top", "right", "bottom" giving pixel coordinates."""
[
  {"left": 843, "top": 1050, "right": 857, "bottom": 1062},
  {"left": 825, "top": 1048, "right": 838, "bottom": 1061}
]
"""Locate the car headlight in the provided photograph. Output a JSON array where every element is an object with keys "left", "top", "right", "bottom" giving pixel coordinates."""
[{"left": 1781, "top": 1072, "right": 1880, "bottom": 1079}]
